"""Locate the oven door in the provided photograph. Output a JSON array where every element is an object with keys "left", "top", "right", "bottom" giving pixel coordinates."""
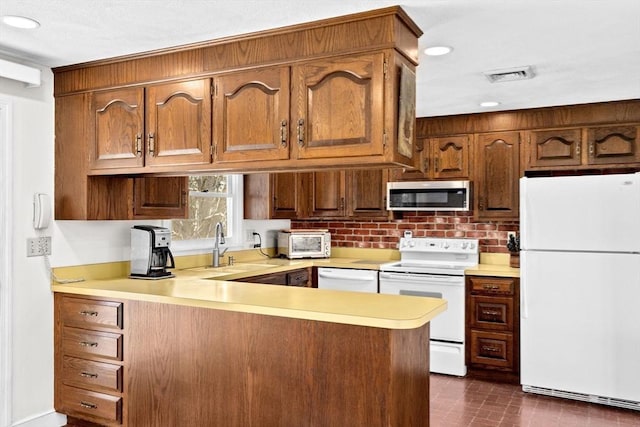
[{"left": 379, "top": 271, "right": 464, "bottom": 343}]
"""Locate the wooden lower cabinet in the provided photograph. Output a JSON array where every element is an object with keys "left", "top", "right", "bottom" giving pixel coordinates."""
[
  {"left": 465, "top": 275, "right": 520, "bottom": 384},
  {"left": 55, "top": 292, "right": 430, "bottom": 426},
  {"left": 238, "top": 267, "right": 312, "bottom": 287},
  {"left": 55, "top": 295, "right": 125, "bottom": 426}
]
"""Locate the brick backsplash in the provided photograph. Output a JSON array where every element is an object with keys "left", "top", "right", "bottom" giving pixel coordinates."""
[{"left": 292, "top": 211, "right": 519, "bottom": 253}]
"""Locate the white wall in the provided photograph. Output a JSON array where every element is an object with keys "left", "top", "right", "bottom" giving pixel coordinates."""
[{"left": 1, "top": 56, "right": 290, "bottom": 426}]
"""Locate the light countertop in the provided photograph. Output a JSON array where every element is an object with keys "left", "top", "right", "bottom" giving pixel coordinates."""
[{"left": 52, "top": 257, "right": 445, "bottom": 330}]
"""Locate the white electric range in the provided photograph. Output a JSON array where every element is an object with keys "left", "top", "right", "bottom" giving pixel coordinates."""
[{"left": 379, "top": 237, "right": 479, "bottom": 376}]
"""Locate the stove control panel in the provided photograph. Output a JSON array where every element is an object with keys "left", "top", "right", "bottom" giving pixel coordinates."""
[{"left": 398, "top": 237, "right": 479, "bottom": 254}]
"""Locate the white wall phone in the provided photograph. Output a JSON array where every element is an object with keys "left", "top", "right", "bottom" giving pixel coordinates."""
[{"left": 33, "top": 193, "right": 51, "bottom": 230}]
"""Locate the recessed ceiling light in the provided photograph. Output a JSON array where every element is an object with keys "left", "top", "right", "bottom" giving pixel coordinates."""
[
  {"left": 2, "top": 15, "right": 40, "bottom": 29},
  {"left": 480, "top": 101, "right": 500, "bottom": 108},
  {"left": 424, "top": 46, "right": 452, "bottom": 56}
]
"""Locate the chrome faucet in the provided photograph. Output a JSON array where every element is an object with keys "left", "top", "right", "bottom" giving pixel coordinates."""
[{"left": 212, "top": 222, "right": 228, "bottom": 267}]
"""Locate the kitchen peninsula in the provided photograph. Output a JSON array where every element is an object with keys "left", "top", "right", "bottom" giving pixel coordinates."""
[{"left": 53, "top": 265, "right": 446, "bottom": 426}]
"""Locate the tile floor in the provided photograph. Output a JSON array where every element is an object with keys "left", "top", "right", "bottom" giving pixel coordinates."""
[{"left": 430, "top": 374, "right": 640, "bottom": 426}]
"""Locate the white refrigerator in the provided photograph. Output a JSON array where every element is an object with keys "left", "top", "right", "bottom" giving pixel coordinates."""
[{"left": 520, "top": 173, "right": 640, "bottom": 411}]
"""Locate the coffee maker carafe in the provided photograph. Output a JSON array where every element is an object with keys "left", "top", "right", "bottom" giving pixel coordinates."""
[{"left": 130, "top": 225, "right": 176, "bottom": 279}]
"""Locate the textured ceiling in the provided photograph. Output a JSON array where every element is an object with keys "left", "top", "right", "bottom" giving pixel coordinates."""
[{"left": 1, "top": 0, "right": 639, "bottom": 117}]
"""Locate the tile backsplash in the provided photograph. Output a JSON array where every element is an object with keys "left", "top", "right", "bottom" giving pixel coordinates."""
[{"left": 292, "top": 211, "right": 519, "bottom": 253}]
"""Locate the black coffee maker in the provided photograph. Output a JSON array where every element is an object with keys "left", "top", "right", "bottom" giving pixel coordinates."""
[{"left": 130, "top": 225, "right": 176, "bottom": 279}]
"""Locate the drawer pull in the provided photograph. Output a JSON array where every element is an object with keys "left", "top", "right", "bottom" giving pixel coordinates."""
[
  {"left": 79, "top": 401, "right": 98, "bottom": 410},
  {"left": 483, "top": 285, "right": 500, "bottom": 290},
  {"left": 481, "top": 310, "right": 502, "bottom": 316},
  {"left": 79, "top": 310, "right": 99, "bottom": 317},
  {"left": 481, "top": 346, "right": 500, "bottom": 352},
  {"left": 80, "top": 371, "right": 98, "bottom": 379},
  {"left": 79, "top": 341, "right": 98, "bottom": 348}
]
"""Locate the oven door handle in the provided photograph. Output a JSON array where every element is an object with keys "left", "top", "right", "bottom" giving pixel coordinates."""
[{"left": 379, "top": 272, "right": 462, "bottom": 284}]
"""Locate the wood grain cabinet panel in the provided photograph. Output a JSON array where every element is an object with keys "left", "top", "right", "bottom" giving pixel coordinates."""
[
  {"left": 586, "top": 125, "right": 640, "bottom": 165},
  {"left": 90, "top": 79, "right": 212, "bottom": 172},
  {"left": 132, "top": 176, "right": 188, "bottom": 219},
  {"left": 291, "top": 52, "right": 385, "bottom": 160},
  {"left": 245, "top": 169, "right": 388, "bottom": 220},
  {"left": 55, "top": 294, "right": 126, "bottom": 426},
  {"left": 525, "top": 125, "right": 640, "bottom": 169},
  {"left": 347, "top": 168, "right": 389, "bottom": 218},
  {"left": 526, "top": 128, "right": 582, "bottom": 168},
  {"left": 61, "top": 297, "right": 123, "bottom": 330},
  {"left": 91, "top": 88, "right": 145, "bottom": 170},
  {"left": 466, "top": 275, "right": 520, "bottom": 383},
  {"left": 391, "top": 135, "right": 470, "bottom": 181},
  {"left": 474, "top": 132, "right": 520, "bottom": 221},
  {"left": 62, "top": 356, "right": 123, "bottom": 393},
  {"left": 145, "top": 79, "right": 212, "bottom": 168},
  {"left": 214, "top": 67, "right": 291, "bottom": 163},
  {"left": 60, "top": 385, "right": 122, "bottom": 424}
]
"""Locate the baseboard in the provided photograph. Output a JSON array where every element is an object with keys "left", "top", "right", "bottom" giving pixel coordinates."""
[{"left": 12, "top": 410, "right": 66, "bottom": 427}]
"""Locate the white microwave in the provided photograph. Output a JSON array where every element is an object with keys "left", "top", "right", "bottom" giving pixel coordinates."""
[
  {"left": 387, "top": 181, "right": 472, "bottom": 211},
  {"left": 277, "top": 230, "right": 331, "bottom": 259}
]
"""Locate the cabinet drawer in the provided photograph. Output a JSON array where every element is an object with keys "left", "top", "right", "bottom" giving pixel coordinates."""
[
  {"left": 469, "top": 330, "right": 514, "bottom": 370},
  {"left": 61, "top": 384, "right": 122, "bottom": 423},
  {"left": 62, "top": 297, "right": 123, "bottom": 330},
  {"left": 469, "top": 295, "right": 514, "bottom": 331},
  {"left": 63, "top": 327, "right": 123, "bottom": 361},
  {"left": 468, "top": 276, "right": 515, "bottom": 295},
  {"left": 62, "top": 356, "right": 123, "bottom": 393}
]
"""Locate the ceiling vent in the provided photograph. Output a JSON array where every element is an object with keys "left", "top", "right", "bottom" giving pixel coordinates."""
[{"left": 483, "top": 66, "right": 535, "bottom": 83}]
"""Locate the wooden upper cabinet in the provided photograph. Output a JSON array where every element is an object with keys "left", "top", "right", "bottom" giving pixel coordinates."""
[
  {"left": 526, "top": 128, "right": 582, "bottom": 169},
  {"left": 214, "top": 67, "right": 291, "bottom": 163},
  {"left": 271, "top": 173, "right": 304, "bottom": 219},
  {"left": 391, "top": 135, "right": 470, "bottom": 181},
  {"left": 429, "top": 136, "right": 470, "bottom": 179},
  {"left": 90, "top": 79, "right": 212, "bottom": 172},
  {"left": 308, "top": 171, "right": 346, "bottom": 218},
  {"left": 145, "top": 79, "right": 212, "bottom": 168},
  {"left": 586, "top": 125, "right": 640, "bottom": 165},
  {"left": 291, "top": 53, "right": 385, "bottom": 160},
  {"left": 91, "top": 87, "right": 145, "bottom": 170},
  {"left": 347, "top": 169, "right": 389, "bottom": 218},
  {"left": 133, "top": 176, "right": 189, "bottom": 219},
  {"left": 525, "top": 125, "right": 640, "bottom": 169},
  {"left": 474, "top": 132, "right": 520, "bottom": 220}
]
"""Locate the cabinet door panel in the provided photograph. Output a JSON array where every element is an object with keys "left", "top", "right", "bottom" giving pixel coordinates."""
[
  {"left": 145, "top": 79, "right": 212, "bottom": 167},
  {"left": 587, "top": 125, "right": 640, "bottom": 165},
  {"left": 215, "top": 67, "right": 290, "bottom": 163},
  {"left": 292, "top": 53, "right": 384, "bottom": 159},
  {"left": 475, "top": 132, "right": 520, "bottom": 220},
  {"left": 347, "top": 169, "right": 388, "bottom": 218},
  {"left": 133, "top": 176, "right": 188, "bottom": 219},
  {"left": 91, "top": 87, "right": 144, "bottom": 170},
  {"left": 271, "top": 173, "right": 304, "bottom": 219},
  {"left": 526, "top": 128, "right": 582, "bottom": 168},
  {"left": 431, "top": 135, "right": 470, "bottom": 179},
  {"left": 308, "top": 171, "right": 345, "bottom": 218}
]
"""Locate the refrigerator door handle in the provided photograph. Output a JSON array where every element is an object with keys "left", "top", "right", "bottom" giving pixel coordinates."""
[
  {"left": 519, "top": 177, "right": 529, "bottom": 250},
  {"left": 520, "top": 251, "right": 528, "bottom": 319}
]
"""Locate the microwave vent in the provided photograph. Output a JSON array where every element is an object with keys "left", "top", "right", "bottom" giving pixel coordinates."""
[{"left": 483, "top": 65, "right": 535, "bottom": 83}]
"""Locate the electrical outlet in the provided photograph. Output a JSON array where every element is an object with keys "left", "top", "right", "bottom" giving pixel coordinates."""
[
  {"left": 27, "top": 236, "right": 52, "bottom": 257},
  {"left": 245, "top": 229, "right": 256, "bottom": 242},
  {"left": 507, "top": 232, "right": 516, "bottom": 240}
]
